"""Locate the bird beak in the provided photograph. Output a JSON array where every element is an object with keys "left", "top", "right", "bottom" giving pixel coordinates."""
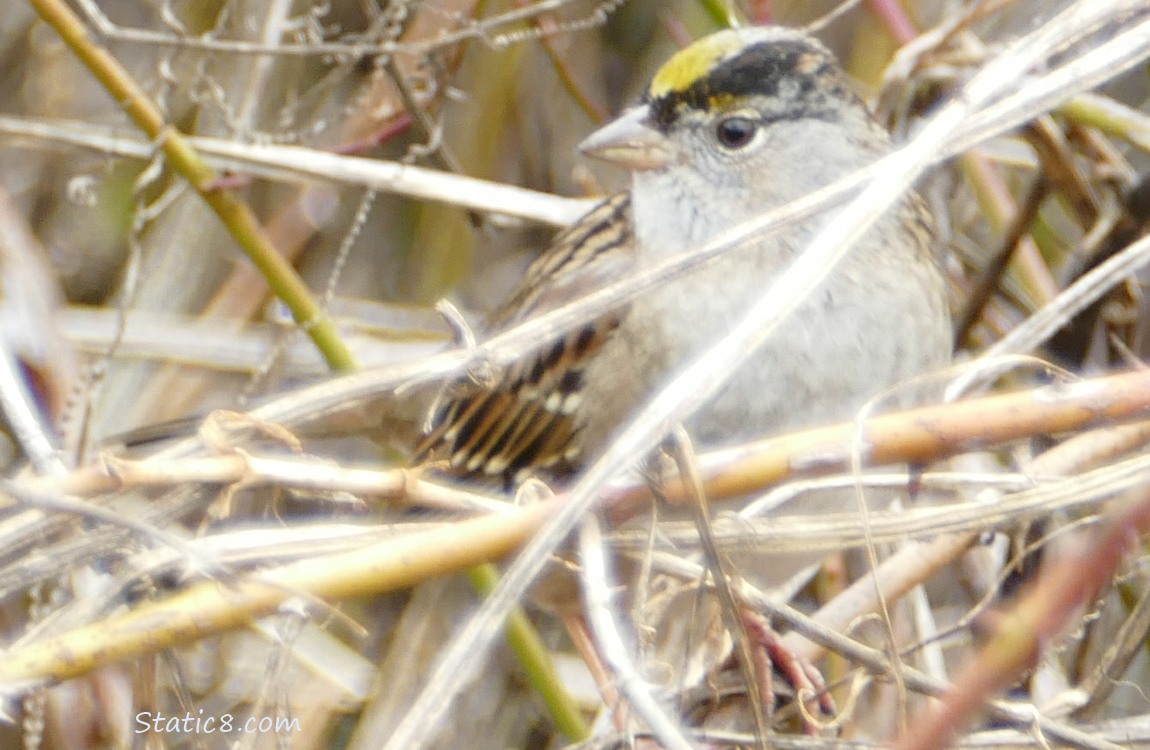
[{"left": 579, "top": 106, "right": 676, "bottom": 171}]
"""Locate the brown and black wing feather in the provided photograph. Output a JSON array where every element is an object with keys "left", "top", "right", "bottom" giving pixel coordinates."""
[{"left": 417, "top": 193, "right": 634, "bottom": 487}]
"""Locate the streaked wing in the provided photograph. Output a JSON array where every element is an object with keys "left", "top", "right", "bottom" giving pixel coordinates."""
[
  {"left": 417, "top": 193, "right": 634, "bottom": 486},
  {"left": 490, "top": 192, "right": 634, "bottom": 326}
]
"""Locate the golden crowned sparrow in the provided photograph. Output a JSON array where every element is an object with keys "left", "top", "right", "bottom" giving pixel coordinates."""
[{"left": 417, "top": 25, "right": 951, "bottom": 489}]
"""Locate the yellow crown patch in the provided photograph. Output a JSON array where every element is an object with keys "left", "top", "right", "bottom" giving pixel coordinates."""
[{"left": 648, "top": 30, "right": 745, "bottom": 99}]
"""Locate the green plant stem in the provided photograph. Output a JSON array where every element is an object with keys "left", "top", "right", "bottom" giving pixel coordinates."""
[
  {"left": 468, "top": 564, "right": 591, "bottom": 741},
  {"left": 1060, "top": 92, "right": 1150, "bottom": 153},
  {"left": 27, "top": 0, "right": 358, "bottom": 372},
  {"left": 28, "top": 0, "right": 591, "bottom": 740},
  {"left": 696, "top": 0, "right": 742, "bottom": 28}
]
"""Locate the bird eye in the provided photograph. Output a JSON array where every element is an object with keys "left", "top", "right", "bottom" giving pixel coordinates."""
[{"left": 715, "top": 116, "right": 759, "bottom": 149}]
